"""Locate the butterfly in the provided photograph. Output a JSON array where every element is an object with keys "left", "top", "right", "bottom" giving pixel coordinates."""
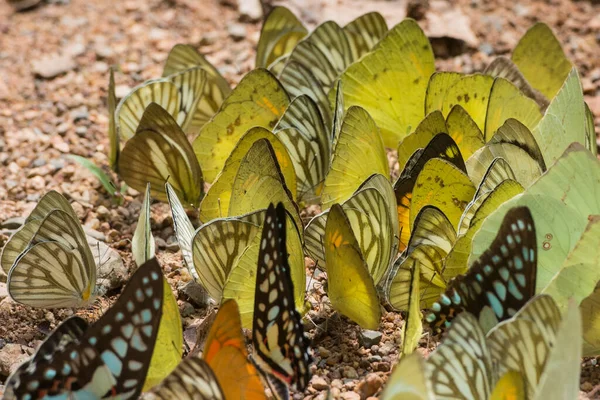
[
  {"left": 132, "top": 184, "right": 183, "bottom": 389},
  {"left": 394, "top": 133, "right": 466, "bottom": 251},
  {"left": 273, "top": 94, "right": 331, "bottom": 204},
  {"left": 336, "top": 19, "right": 435, "bottom": 148},
  {"left": 322, "top": 203, "right": 381, "bottom": 330},
  {"left": 114, "top": 66, "right": 206, "bottom": 141},
  {"left": 1, "top": 191, "right": 97, "bottom": 308},
  {"left": 148, "top": 299, "right": 267, "bottom": 399},
  {"left": 162, "top": 44, "right": 232, "bottom": 132},
  {"left": 383, "top": 294, "right": 580, "bottom": 400},
  {"left": 119, "top": 102, "right": 204, "bottom": 208},
  {"left": 255, "top": 5, "right": 308, "bottom": 70},
  {"left": 8, "top": 316, "right": 89, "bottom": 375},
  {"left": 192, "top": 69, "right": 289, "bottom": 182},
  {"left": 199, "top": 129, "right": 299, "bottom": 222},
  {"left": 166, "top": 178, "right": 306, "bottom": 329},
  {"left": 131, "top": 183, "right": 155, "bottom": 266},
  {"left": 343, "top": 12, "right": 388, "bottom": 60},
  {"left": 483, "top": 56, "right": 549, "bottom": 110},
  {"left": 321, "top": 105, "right": 389, "bottom": 209},
  {"left": 424, "top": 295, "right": 580, "bottom": 400},
  {"left": 277, "top": 14, "right": 386, "bottom": 128},
  {"left": 425, "top": 72, "right": 542, "bottom": 142},
  {"left": 252, "top": 203, "right": 313, "bottom": 397},
  {"left": 306, "top": 173, "right": 398, "bottom": 288},
  {"left": 426, "top": 206, "right": 537, "bottom": 332},
  {"left": 3, "top": 257, "right": 164, "bottom": 399},
  {"left": 468, "top": 144, "right": 600, "bottom": 351},
  {"left": 397, "top": 108, "right": 483, "bottom": 173},
  {"left": 279, "top": 20, "right": 353, "bottom": 93}
]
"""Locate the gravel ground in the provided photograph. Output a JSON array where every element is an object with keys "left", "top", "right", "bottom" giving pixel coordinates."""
[{"left": 0, "top": 0, "right": 599, "bottom": 398}]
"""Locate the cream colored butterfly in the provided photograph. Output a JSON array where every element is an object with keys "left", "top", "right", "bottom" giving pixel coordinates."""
[{"left": 1, "top": 191, "right": 97, "bottom": 308}]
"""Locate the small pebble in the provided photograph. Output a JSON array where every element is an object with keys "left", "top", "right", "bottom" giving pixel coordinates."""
[
  {"left": 179, "top": 301, "right": 195, "bottom": 317},
  {"left": 228, "top": 23, "right": 247, "bottom": 41},
  {"left": 340, "top": 391, "right": 360, "bottom": 400},
  {"left": 343, "top": 366, "right": 358, "bottom": 379},
  {"left": 318, "top": 346, "right": 331, "bottom": 358},
  {"left": 360, "top": 330, "right": 382, "bottom": 348},
  {"left": 32, "top": 54, "right": 76, "bottom": 79},
  {"left": 311, "top": 376, "right": 329, "bottom": 391}
]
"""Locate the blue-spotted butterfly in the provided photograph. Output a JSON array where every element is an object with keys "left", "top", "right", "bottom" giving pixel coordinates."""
[
  {"left": 426, "top": 206, "right": 537, "bottom": 332},
  {"left": 4, "top": 258, "right": 164, "bottom": 399},
  {"left": 252, "top": 203, "right": 312, "bottom": 399}
]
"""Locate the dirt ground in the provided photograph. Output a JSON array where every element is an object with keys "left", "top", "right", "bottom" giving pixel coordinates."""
[{"left": 0, "top": 0, "right": 599, "bottom": 398}]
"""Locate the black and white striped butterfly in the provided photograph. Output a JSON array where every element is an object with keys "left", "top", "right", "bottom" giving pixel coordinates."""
[
  {"left": 252, "top": 203, "right": 312, "bottom": 398},
  {"left": 426, "top": 206, "right": 537, "bottom": 331},
  {"left": 4, "top": 258, "right": 164, "bottom": 399}
]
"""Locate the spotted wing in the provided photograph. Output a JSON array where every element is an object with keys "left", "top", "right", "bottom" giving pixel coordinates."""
[
  {"left": 426, "top": 207, "right": 537, "bottom": 331},
  {"left": 4, "top": 258, "right": 164, "bottom": 399},
  {"left": 252, "top": 203, "right": 312, "bottom": 393}
]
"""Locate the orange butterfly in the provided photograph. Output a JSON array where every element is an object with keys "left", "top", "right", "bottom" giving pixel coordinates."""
[{"left": 149, "top": 300, "right": 266, "bottom": 399}]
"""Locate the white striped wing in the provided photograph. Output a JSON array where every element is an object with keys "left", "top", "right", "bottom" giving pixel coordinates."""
[
  {"left": 116, "top": 67, "right": 206, "bottom": 140},
  {"left": 8, "top": 241, "right": 94, "bottom": 308},
  {"left": 425, "top": 313, "right": 493, "bottom": 400}
]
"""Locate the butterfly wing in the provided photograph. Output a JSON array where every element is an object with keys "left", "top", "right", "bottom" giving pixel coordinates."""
[
  {"left": 425, "top": 312, "right": 493, "bottom": 400},
  {"left": 147, "top": 358, "right": 225, "bottom": 400},
  {"left": 204, "top": 299, "right": 267, "bottom": 400},
  {"left": 252, "top": 203, "right": 312, "bottom": 392},
  {"left": 132, "top": 183, "right": 156, "bottom": 266},
  {"left": 119, "top": 103, "right": 204, "bottom": 207},
  {"left": 324, "top": 204, "right": 381, "bottom": 330},
  {"left": 426, "top": 206, "right": 537, "bottom": 331},
  {"left": 281, "top": 21, "right": 353, "bottom": 91},
  {"left": 116, "top": 67, "right": 206, "bottom": 140},
  {"left": 1, "top": 191, "right": 80, "bottom": 274},
  {"left": 7, "top": 206, "right": 96, "bottom": 308},
  {"left": 337, "top": 19, "right": 435, "bottom": 147},
  {"left": 163, "top": 44, "right": 231, "bottom": 131},
  {"left": 192, "top": 69, "right": 290, "bottom": 182},
  {"left": 343, "top": 12, "right": 388, "bottom": 60},
  {"left": 192, "top": 212, "right": 263, "bottom": 301},
  {"left": 322, "top": 106, "right": 389, "bottom": 209},
  {"left": 5, "top": 258, "right": 164, "bottom": 399},
  {"left": 255, "top": 6, "right": 307, "bottom": 69},
  {"left": 274, "top": 95, "right": 330, "bottom": 203},
  {"left": 394, "top": 133, "right": 465, "bottom": 251}
]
